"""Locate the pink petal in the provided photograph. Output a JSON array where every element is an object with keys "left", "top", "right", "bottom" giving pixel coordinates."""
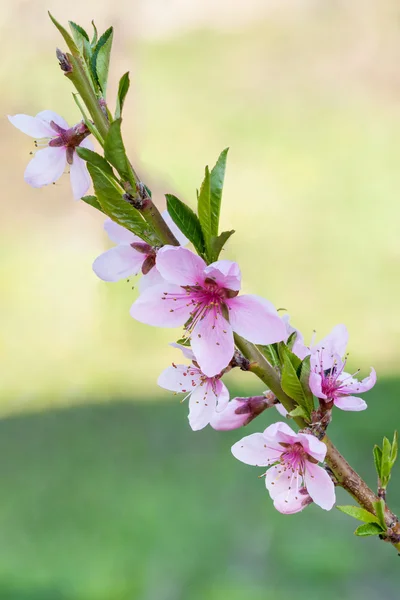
[
  {"left": 339, "top": 368, "right": 376, "bottom": 395},
  {"left": 273, "top": 489, "right": 311, "bottom": 514},
  {"left": 130, "top": 283, "right": 193, "bottom": 328},
  {"left": 8, "top": 113, "right": 56, "bottom": 138},
  {"left": 156, "top": 246, "right": 206, "bottom": 286},
  {"left": 275, "top": 403, "right": 288, "bottom": 417},
  {"left": 158, "top": 364, "right": 202, "bottom": 393},
  {"left": 262, "top": 422, "right": 299, "bottom": 446},
  {"left": 92, "top": 246, "right": 144, "bottom": 282},
  {"left": 231, "top": 433, "right": 282, "bottom": 467},
  {"left": 297, "top": 433, "right": 327, "bottom": 462},
  {"left": 210, "top": 398, "right": 250, "bottom": 431},
  {"left": 214, "top": 379, "right": 230, "bottom": 411},
  {"left": 203, "top": 260, "right": 241, "bottom": 291},
  {"left": 226, "top": 295, "right": 286, "bottom": 345},
  {"left": 169, "top": 342, "right": 196, "bottom": 362},
  {"left": 190, "top": 310, "right": 234, "bottom": 377},
  {"left": 188, "top": 381, "right": 218, "bottom": 430},
  {"left": 104, "top": 219, "right": 138, "bottom": 245},
  {"left": 79, "top": 136, "right": 94, "bottom": 151},
  {"left": 24, "top": 146, "right": 66, "bottom": 187},
  {"left": 70, "top": 154, "right": 91, "bottom": 200},
  {"left": 333, "top": 395, "right": 367, "bottom": 411},
  {"left": 304, "top": 462, "right": 335, "bottom": 510},
  {"left": 161, "top": 210, "right": 188, "bottom": 247},
  {"left": 139, "top": 267, "right": 164, "bottom": 292},
  {"left": 313, "top": 324, "right": 348, "bottom": 360},
  {"left": 309, "top": 371, "right": 327, "bottom": 400},
  {"left": 35, "top": 110, "right": 69, "bottom": 131},
  {"left": 265, "top": 464, "right": 294, "bottom": 499}
]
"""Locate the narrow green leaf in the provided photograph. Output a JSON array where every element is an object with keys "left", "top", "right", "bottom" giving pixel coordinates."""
[
  {"left": 337, "top": 505, "right": 381, "bottom": 525},
  {"left": 209, "top": 147, "right": 229, "bottom": 237},
  {"left": 289, "top": 406, "right": 308, "bottom": 419},
  {"left": 391, "top": 431, "right": 398, "bottom": 467},
  {"left": 87, "top": 164, "right": 154, "bottom": 244},
  {"left": 175, "top": 337, "right": 191, "bottom": 347},
  {"left": 197, "top": 166, "right": 211, "bottom": 257},
  {"left": 372, "top": 499, "right": 387, "bottom": 530},
  {"left": 166, "top": 194, "right": 205, "bottom": 257},
  {"left": 381, "top": 436, "right": 392, "bottom": 482},
  {"left": 278, "top": 342, "right": 301, "bottom": 371},
  {"left": 209, "top": 230, "right": 235, "bottom": 262},
  {"left": 91, "top": 27, "right": 113, "bottom": 95},
  {"left": 104, "top": 119, "right": 134, "bottom": 185},
  {"left": 91, "top": 21, "right": 98, "bottom": 46},
  {"left": 298, "top": 355, "right": 315, "bottom": 415},
  {"left": 115, "top": 72, "right": 130, "bottom": 120},
  {"left": 48, "top": 12, "right": 80, "bottom": 57},
  {"left": 69, "top": 21, "right": 89, "bottom": 53},
  {"left": 354, "top": 523, "right": 383, "bottom": 537},
  {"left": 257, "top": 344, "right": 280, "bottom": 368},
  {"left": 373, "top": 445, "right": 382, "bottom": 479},
  {"left": 280, "top": 345, "right": 309, "bottom": 416},
  {"left": 81, "top": 195, "right": 104, "bottom": 213},
  {"left": 286, "top": 331, "right": 297, "bottom": 351},
  {"left": 76, "top": 147, "right": 115, "bottom": 178}
]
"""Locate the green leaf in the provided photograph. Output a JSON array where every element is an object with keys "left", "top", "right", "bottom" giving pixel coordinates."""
[
  {"left": 166, "top": 194, "right": 205, "bottom": 257},
  {"left": 175, "top": 337, "right": 191, "bottom": 347},
  {"left": 115, "top": 72, "right": 130, "bottom": 120},
  {"left": 391, "top": 431, "right": 398, "bottom": 467},
  {"left": 209, "top": 230, "right": 235, "bottom": 262},
  {"left": 286, "top": 331, "right": 297, "bottom": 351},
  {"left": 81, "top": 195, "right": 104, "bottom": 213},
  {"left": 280, "top": 345, "right": 310, "bottom": 417},
  {"left": 69, "top": 21, "right": 89, "bottom": 53},
  {"left": 48, "top": 12, "right": 80, "bottom": 57},
  {"left": 381, "top": 436, "right": 392, "bottom": 482},
  {"left": 104, "top": 119, "right": 134, "bottom": 185},
  {"left": 75, "top": 147, "right": 115, "bottom": 178},
  {"left": 278, "top": 342, "right": 302, "bottom": 371},
  {"left": 197, "top": 166, "right": 212, "bottom": 256},
  {"left": 337, "top": 505, "right": 381, "bottom": 525},
  {"left": 91, "top": 21, "right": 98, "bottom": 46},
  {"left": 257, "top": 344, "right": 280, "bottom": 368},
  {"left": 354, "top": 523, "right": 383, "bottom": 537},
  {"left": 289, "top": 406, "right": 308, "bottom": 419},
  {"left": 373, "top": 445, "right": 382, "bottom": 478},
  {"left": 372, "top": 499, "right": 387, "bottom": 530},
  {"left": 209, "top": 147, "right": 229, "bottom": 237},
  {"left": 298, "top": 355, "right": 315, "bottom": 415},
  {"left": 91, "top": 27, "right": 113, "bottom": 95},
  {"left": 87, "top": 164, "right": 154, "bottom": 244},
  {"left": 72, "top": 94, "right": 103, "bottom": 145}
]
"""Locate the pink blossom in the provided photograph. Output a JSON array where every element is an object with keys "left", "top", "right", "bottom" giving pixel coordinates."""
[
  {"left": 232, "top": 422, "right": 335, "bottom": 513},
  {"left": 290, "top": 321, "right": 349, "bottom": 368},
  {"left": 131, "top": 246, "right": 286, "bottom": 376},
  {"left": 210, "top": 392, "right": 276, "bottom": 431},
  {"left": 158, "top": 343, "right": 229, "bottom": 431},
  {"left": 93, "top": 211, "right": 187, "bottom": 289},
  {"left": 309, "top": 352, "right": 376, "bottom": 412},
  {"left": 8, "top": 110, "right": 93, "bottom": 200}
]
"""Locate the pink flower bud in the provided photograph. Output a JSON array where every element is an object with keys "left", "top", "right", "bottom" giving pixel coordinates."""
[{"left": 210, "top": 395, "right": 271, "bottom": 431}]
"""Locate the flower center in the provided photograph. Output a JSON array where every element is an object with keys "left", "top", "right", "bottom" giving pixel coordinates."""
[{"left": 47, "top": 121, "right": 90, "bottom": 164}]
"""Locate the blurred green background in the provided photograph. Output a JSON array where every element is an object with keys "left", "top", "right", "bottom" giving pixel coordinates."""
[{"left": 1, "top": 1, "right": 400, "bottom": 598}]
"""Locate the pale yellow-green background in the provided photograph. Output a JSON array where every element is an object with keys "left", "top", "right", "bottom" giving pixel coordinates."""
[{"left": 2, "top": 1, "right": 400, "bottom": 411}]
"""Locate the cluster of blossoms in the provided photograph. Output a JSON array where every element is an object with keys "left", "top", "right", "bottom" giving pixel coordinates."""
[{"left": 9, "top": 107, "right": 378, "bottom": 517}]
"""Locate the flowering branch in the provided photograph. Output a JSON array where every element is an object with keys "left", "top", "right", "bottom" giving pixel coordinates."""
[{"left": 9, "top": 14, "right": 400, "bottom": 555}]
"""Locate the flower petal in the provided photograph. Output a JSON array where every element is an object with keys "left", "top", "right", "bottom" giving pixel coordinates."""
[
  {"left": 103, "top": 219, "right": 138, "bottom": 245},
  {"left": 231, "top": 433, "right": 282, "bottom": 467},
  {"left": 130, "top": 283, "right": 193, "bottom": 327},
  {"left": 188, "top": 381, "right": 218, "bottom": 430},
  {"left": 214, "top": 379, "right": 230, "bottom": 412},
  {"left": 93, "top": 246, "right": 144, "bottom": 282},
  {"left": 339, "top": 368, "right": 377, "bottom": 395},
  {"left": 262, "top": 421, "right": 299, "bottom": 446},
  {"left": 8, "top": 113, "right": 55, "bottom": 138},
  {"left": 161, "top": 210, "right": 188, "bottom": 247},
  {"left": 210, "top": 398, "right": 250, "bottom": 431},
  {"left": 139, "top": 267, "right": 165, "bottom": 292},
  {"left": 156, "top": 246, "right": 206, "bottom": 286},
  {"left": 79, "top": 136, "right": 94, "bottom": 151},
  {"left": 158, "top": 364, "right": 202, "bottom": 393},
  {"left": 309, "top": 371, "right": 327, "bottom": 400},
  {"left": 35, "top": 110, "right": 69, "bottom": 131},
  {"left": 275, "top": 403, "right": 288, "bottom": 418},
  {"left": 69, "top": 154, "right": 91, "bottom": 200},
  {"left": 226, "top": 295, "right": 286, "bottom": 345},
  {"left": 169, "top": 342, "right": 196, "bottom": 362},
  {"left": 190, "top": 310, "right": 234, "bottom": 377},
  {"left": 304, "top": 462, "right": 335, "bottom": 510},
  {"left": 203, "top": 260, "right": 241, "bottom": 291},
  {"left": 333, "top": 395, "right": 367, "bottom": 411},
  {"left": 265, "top": 464, "right": 294, "bottom": 499},
  {"left": 24, "top": 146, "right": 66, "bottom": 187},
  {"left": 312, "top": 324, "right": 348, "bottom": 360},
  {"left": 297, "top": 433, "right": 327, "bottom": 462},
  {"left": 273, "top": 489, "right": 311, "bottom": 514}
]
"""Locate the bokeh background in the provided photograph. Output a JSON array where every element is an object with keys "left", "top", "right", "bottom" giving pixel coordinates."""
[{"left": 1, "top": 1, "right": 400, "bottom": 598}]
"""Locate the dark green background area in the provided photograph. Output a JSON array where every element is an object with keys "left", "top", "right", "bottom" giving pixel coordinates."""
[{"left": 0, "top": 381, "right": 398, "bottom": 600}]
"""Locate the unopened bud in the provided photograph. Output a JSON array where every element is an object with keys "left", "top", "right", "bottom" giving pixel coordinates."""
[
  {"left": 56, "top": 48, "right": 72, "bottom": 73},
  {"left": 210, "top": 395, "right": 274, "bottom": 431}
]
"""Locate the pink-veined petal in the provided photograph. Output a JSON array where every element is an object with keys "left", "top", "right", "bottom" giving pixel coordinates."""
[
  {"left": 226, "top": 294, "right": 287, "bottom": 345},
  {"left": 158, "top": 364, "right": 202, "bottom": 393},
  {"left": 214, "top": 379, "right": 230, "bottom": 411},
  {"left": 275, "top": 403, "right": 288, "bottom": 417},
  {"left": 309, "top": 371, "right": 327, "bottom": 400},
  {"left": 35, "top": 110, "right": 69, "bottom": 131},
  {"left": 130, "top": 283, "right": 192, "bottom": 328},
  {"left": 24, "top": 146, "right": 67, "bottom": 188},
  {"left": 262, "top": 421, "right": 299, "bottom": 446},
  {"left": 333, "top": 395, "right": 367, "bottom": 412},
  {"left": 232, "top": 433, "right": 282, "bottom": 467},
  {"left": 210, "top": 398, "right": 250, "bottom": 431},
  {"left": 156, "top": 246, "right": 206, "bottom": 286},
  {"left": 138, "top": 267, "right": 165, "bottom": 292},
  {"left": 203, "top": 260, "right": 241, "bottom": 291},
  {"left": 79, "top": 136, "right": 94, "bottom": 151},
  {"left": 190, "top": 310, "right": 234, "bottom": 377},
  {"left": 298, "top": 433, "right": 327, "bottom": 463},
  {"left": 265, "top": 464, "right": 294, "bottom": 499},
  {"left": 103, "top": 219, "right": 138, "bottom": 245},
  {"left": 161, "top": 210, "right": 188, "bottom": 247},
  {"left": 304, "top": 462, "right": 335, "bottom": 510},
  {"left": 339, "top": 368, "right": 376, "bottom": 395},
  {"left": 188, "top": 381, "right": 218, "bottom": 430},
  {"left": 8, "top": 113, "right": 56, "bottom": 138},
  {"left": 93, "top": 246, "right": 144, "bottom": 282},
  {"left": 69, "top": 153, "right": 91, "bottom": 200},
  {"left": 273, "top": 489, "right": 312, "bottom": 514},
  {"left": 312, "top": 324, "right": 348, "bottom": 361}
]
